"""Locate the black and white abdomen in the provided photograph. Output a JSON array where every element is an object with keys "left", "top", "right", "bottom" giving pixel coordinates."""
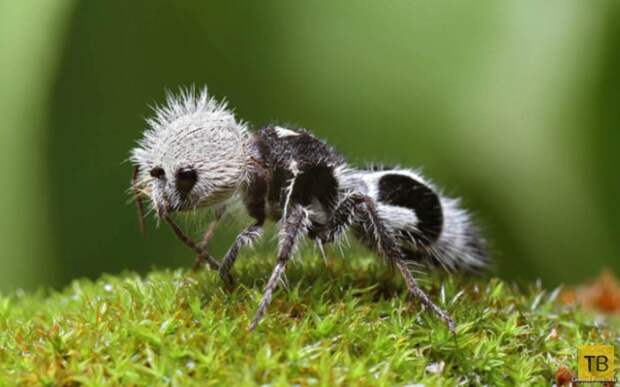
[{"left": 354, "top": 169, "right": 488, "bottom": 272}]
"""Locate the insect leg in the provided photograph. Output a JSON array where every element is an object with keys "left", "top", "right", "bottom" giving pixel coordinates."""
[
  {"left": 318, "top": 193, "right": 364, "bottom": 244},
  {"left": 218, "top": 223, "right": 264, "bottom": 287},
  {"left": 249, "top": 205, "right": 310, "bottom": 331},
  {"left": 192, "top": 206, "right": 227, "bottom": 271},
  {"left": 164, "top": 215, "right": 222, "bottom": 272},
  {"left": 395, "top": 259, "right": 455, "bottom": 332},
  {"left": 345, "top": 193, "right": 456, "bottom": 332},
  {"left": 199, "top": 205, "right": 227, "bottom": 248}
]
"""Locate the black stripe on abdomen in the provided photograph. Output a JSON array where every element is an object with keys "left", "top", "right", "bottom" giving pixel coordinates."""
[{"left": 377, "top": 173, "right": 443, "bottom": 245}]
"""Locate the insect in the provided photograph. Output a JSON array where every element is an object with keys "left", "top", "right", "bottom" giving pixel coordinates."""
[{"left": 130, "top": 88, "right": 488, "bottom": 332}]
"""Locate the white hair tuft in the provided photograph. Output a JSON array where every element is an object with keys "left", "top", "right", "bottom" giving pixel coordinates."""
[{"left": 130, "top": 87, "right": 251, "bottom": 213}]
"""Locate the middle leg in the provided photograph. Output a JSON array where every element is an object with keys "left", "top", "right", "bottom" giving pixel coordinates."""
[{"left": 249, "top": 205, "right": 310, "bottom": 331}]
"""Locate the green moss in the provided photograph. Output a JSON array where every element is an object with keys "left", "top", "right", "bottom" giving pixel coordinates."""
[{"left": 0, "top": 254, "right": 617, "bottom": 386}]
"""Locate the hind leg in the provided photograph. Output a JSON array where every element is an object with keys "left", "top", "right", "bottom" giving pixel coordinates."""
[{"left": 319, "top": 193, "right": 455, "bottom": 332}]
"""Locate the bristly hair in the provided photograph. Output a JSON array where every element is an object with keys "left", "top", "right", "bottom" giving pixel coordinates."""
[
  {"left": 148, "top": 86, "right": 234, "bottom": 132},
  {"left": 127, "top": 87, "right": 487, "bottom": 332},
  {"left": 130, "top": 86, "right": 252, "bottom": 213},
  {"left": 132, "top": 86, "right": 250, "bottom": 163}
]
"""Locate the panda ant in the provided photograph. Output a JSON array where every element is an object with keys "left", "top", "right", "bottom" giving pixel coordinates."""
[{"left": 130, "top": 88, "right": 488, "bottom": 332}]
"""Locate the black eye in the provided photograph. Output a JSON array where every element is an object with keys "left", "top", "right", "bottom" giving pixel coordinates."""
[
  {"left": 150, "top": 167, "right": 165, "bottom": 179},
  {"left": 176, "top": 168, "right": 197, "bottom": 195}
]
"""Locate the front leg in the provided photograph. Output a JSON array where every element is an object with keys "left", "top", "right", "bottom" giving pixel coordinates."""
[
  {"left": 218, "top": 223, "right": 264, "bottom": 287},
  {"left": 249, "top": 205, "right": 310, "bottom": 331},
  {"left": 192, "top": 206, "right": 227, "bottom": 271},
  {"left": 164, "top": 215, "right": 221, "bottom": 272}
]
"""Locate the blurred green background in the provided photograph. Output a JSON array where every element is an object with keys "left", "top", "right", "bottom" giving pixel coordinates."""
[{"left": 1, "top": 1, "right": 618, "bottom": 292}]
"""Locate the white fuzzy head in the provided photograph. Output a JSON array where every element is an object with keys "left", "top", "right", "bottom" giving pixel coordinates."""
[{"left": 131, "top": 87, "right": 250, "bottom": 215}]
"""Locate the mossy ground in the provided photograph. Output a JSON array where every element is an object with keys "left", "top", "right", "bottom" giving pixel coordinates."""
[{"left": 1, "top": 254, "right": 618, "bottom": 386}]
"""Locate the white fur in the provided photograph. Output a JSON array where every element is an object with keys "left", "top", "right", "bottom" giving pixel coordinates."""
[
  {"left": 129, "top": 89, "right": 486, "bottom": 272},
  {"left": 274, "top": 126, "right": 300, "bottom": 138},
  {"left": 349, "top": 168, "right": 487, "bottom": 271},
  {"left": 131, "top": 87, "right": 250, "bottom": 213},
  {"left": 281, "top": 160, "right": 300, "bottom": 222}
]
